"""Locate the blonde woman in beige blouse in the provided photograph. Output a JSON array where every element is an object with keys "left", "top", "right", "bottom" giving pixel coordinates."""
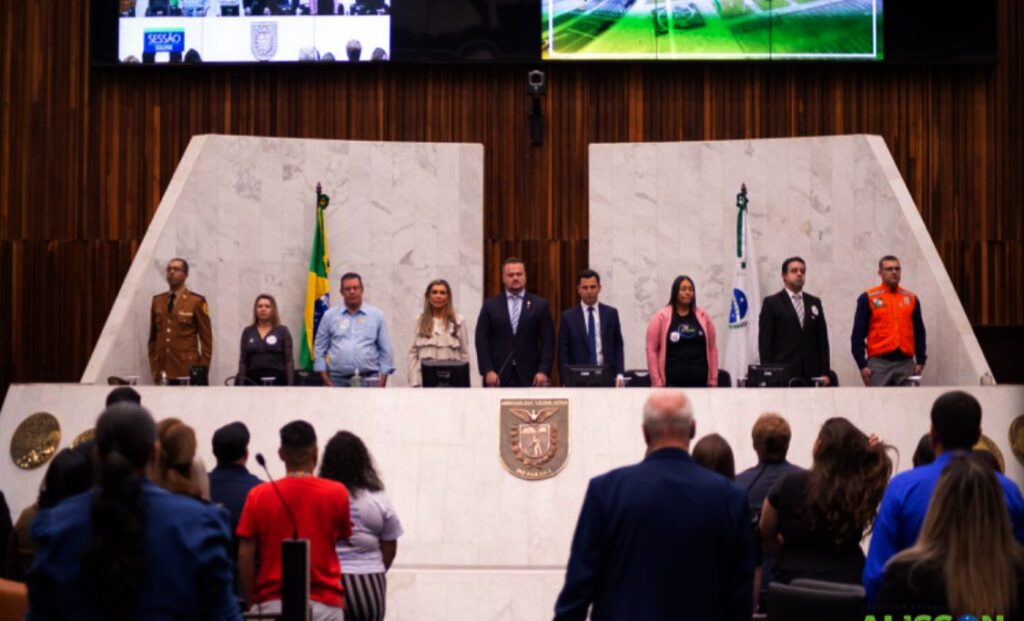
[{"left": 408, "top": 279, "right": 470, "bottom": 386}]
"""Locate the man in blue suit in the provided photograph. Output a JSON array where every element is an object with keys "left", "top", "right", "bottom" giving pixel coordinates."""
[
  {"left": 554, "top": 391, "right": 754, "bottom": 621},
  {"left": 475, "top": 257, "right": 555, "bottom": 387},
  {"left": 557, "top": 269, "right": 625, "bottom": 384}
]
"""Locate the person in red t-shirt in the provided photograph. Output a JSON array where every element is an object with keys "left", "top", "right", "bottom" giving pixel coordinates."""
[{"left": 237, "top": 420, "right": 352, "bottom": 620}]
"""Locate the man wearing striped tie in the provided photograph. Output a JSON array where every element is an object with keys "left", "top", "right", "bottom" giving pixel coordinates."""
[
  {"left": 475, "top": 257, "right": 556, "bottom": 387},
  {"left": 757, "top": 257, "right": 832, "bottom": 387}
]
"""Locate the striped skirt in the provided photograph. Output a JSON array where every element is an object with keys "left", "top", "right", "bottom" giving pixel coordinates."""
[{"left": 342, "top": 572, "right": 388, "bottom": 621}]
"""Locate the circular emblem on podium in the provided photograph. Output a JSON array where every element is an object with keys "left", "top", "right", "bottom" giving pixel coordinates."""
[
  {"left": 72, "top": 428, "right": 95, "bottom": 449},
  {"left": 1008, "top": 415, "right": 1024, "bottom": 467},
  {"left": 10, "top": 412, "right": 61, "bottom": 470},
  {"left": 974, "top": 433, "right": 1005, "bottom": 473}
]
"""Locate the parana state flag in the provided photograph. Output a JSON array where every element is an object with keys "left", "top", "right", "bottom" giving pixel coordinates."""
[
  {"left": 299, "top": 187, "right": 331, "bottom": 371},
  {"left": 723, "top": 184, "right": 761, "bottom": 384}
]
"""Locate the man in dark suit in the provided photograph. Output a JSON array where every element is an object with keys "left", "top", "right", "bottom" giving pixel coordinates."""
[
  {"left": 475, "top": 257, "right": 555, "bottom": 387},
  {"left": 557, "top": 269, "right": 625, "bottom": 383},
  {"left": 554, "top": 391, "right": 754, "bottom": 620},
  {"left": 758, "top": 256, "right": 831, "bottom": 385}
]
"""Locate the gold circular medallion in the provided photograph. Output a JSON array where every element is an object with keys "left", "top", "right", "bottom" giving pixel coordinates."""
[
  {"left": 10, "top": 412, "right": 62, "bottom": 470},
  {"left": 975, "top": 433, "right": 1006, "bottom": 473},
  {"left": 71, "top": 428, "right": 95, "bottom": 448},
  {"left": 1009, "top": 415, "right": 1024, "bottom": 468}
]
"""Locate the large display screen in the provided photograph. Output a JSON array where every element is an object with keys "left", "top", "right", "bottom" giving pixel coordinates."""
[
  {"left": 116, "top": 1, "right": 390, "bottom": 63},
  {"left": 542, "top": 0, "right": 883, "bottom": 61}
]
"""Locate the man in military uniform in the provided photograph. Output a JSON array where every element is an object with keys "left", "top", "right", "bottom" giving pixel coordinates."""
[{"left": 148, "top": 258, "right": 212, "bottom": 384}]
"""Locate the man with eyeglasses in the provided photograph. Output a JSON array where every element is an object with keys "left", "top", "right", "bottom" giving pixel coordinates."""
[
  {"left": 850, "top": 255, "right": 927, "bottom": 386},
  {"left": 148, "top": 257, "right": 212, "bottom": 384}
]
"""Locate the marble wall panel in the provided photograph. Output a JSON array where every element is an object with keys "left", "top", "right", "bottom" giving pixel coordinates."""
[
  {"left": 82, "top": 135, "right": 484, "bottom": 387},
  {"left": 590, "top": 135, "right": 991, "bottom": 386}
]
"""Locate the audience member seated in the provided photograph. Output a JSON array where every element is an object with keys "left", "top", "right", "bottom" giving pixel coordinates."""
[
  {"left": 874, "top": 454, "right": 1024, "bottom": 619},
  {"left": 237, "top": 420, "right": 353, "bottom": 620},
  {"left": 863, "top": 391, "right": 1024, "bottom": 606},
  {"left": 157, "top": 418, "right": 208, "bottom": 500},
  {"left": 692, "top": 433, "right": 735, "bottom": 480},
  {"left": 735, "top": 413, "right": 804, "bottom": 610},
  {"left": 346, "top": 39, "right": 362, "bottom": 62},
  {"left": 25, "top": 403, "right": 240, "bottom": 619},
  {"left": 760, "top": 417, "right": 893, "bottom": 585},
  {"left": 911, "top": 432, "right": 935, "bottom": 468},
  {"left": 320, "top": 431, "right": 404, "bottom": 621},
  {"left": 5, "top": 442, "right": 94, "bottom": 581}
]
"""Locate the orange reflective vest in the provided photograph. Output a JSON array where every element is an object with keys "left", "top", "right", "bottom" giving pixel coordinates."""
[{"left": 865, "top": 284, "right": 917, "bottom": 359}]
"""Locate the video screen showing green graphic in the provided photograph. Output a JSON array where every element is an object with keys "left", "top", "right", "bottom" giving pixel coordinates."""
[{"left": 542, "top": 0, "right": 882, "bottom": 60}]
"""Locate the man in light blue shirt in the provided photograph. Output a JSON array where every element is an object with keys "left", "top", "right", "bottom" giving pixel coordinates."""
[{"left": 314, "top": 273, "right": 394, "bottom": 387}]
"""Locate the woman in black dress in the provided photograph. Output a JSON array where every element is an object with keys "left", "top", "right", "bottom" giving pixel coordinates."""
[
  {"left": 875, "top": 454, "right": 1024, "bottom": 619},
  {"left": 759, "top": 417, "right": 893, "bottom": 584},
  {"left": 238, "top": 294, "right": 294, "bottom": 385}
]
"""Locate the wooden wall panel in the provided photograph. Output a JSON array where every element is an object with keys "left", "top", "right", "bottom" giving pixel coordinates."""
[{"left": 2, "top": 0, "right": 1022, "bottom": 396}]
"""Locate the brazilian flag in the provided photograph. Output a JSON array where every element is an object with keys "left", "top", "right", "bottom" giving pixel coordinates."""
[{"left": 299, "top": 188, "right": 331, "bottom": 370}]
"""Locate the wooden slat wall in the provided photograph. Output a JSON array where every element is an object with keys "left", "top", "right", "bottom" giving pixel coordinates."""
[{"left": 2, "top": 1, "right": 1022, "bottom": 396}]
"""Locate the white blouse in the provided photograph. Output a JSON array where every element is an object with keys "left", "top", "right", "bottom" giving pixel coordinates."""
[{"left": 407, "top": 314, "right": 470, "bottom": 386}]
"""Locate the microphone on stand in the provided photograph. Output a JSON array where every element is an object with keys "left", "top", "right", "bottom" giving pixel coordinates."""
[
  {"left": 255, "top": 453, "right": 309, "bottom": 621},
  {"left": 256, "top": 453, "right": 300, "bottom": 541}
]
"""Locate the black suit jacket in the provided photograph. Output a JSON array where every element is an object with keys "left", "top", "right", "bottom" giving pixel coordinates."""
[
  {"left": 554, "top": 449, "right": 754, "bottom": 620},
  {"left": 557, "top": 303, "right": 625, "bottom": 380},
  {"left": 475, "top": 292, "right": 555, "bottom": 385},
  {"left": 758, "top": 289, "right": 831, "bottom": 381}
]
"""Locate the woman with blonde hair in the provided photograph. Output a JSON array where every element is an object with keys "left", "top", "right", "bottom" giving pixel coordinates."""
[
  {"left": 760, "top": 417, "right": 893, "bottom": 584},
  {"left": 875, "top": 454, "right": 1024, "bottom": 618},
  {"left": 156, "top": 418, "right": 208, "bottom": 500},
  {"left": 407, "top": 279, "right": 469, "bottom": 386},
  {"left": 238, "top": 293, "right": 294, "bottom": 385}
]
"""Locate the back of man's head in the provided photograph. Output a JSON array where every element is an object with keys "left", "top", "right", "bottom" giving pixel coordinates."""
[
  {"left": 642, "top": 391, "right": 694, "bottom": 448},
  {"left": 751, "top": 413, "right": 791, "bottom": 462},
  {"left": 106, "top": 386, "right": 142, "bottom": 407},
  {"left": 212, "top": 421, "right": 250, "bottom": 465},
  {"left": 279, "top": 420, "right": 317, "bottom": 465},
  {"left": 931, "top": 390, "right": 982, "bottom": 452}
]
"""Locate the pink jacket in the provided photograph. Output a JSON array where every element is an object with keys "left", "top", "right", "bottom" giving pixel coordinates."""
[{"left": 645, "top": 305, "right": 718, "bottom": 387}]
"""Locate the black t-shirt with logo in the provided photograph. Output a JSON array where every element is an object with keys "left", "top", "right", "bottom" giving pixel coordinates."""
[{"left": 665, "top": 311, "right": 708, "bottom": 387}]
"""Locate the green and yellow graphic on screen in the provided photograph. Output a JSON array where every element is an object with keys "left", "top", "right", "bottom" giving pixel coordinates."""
[{"left": 542, "top": 0, "right": 883, "bottom": 60}]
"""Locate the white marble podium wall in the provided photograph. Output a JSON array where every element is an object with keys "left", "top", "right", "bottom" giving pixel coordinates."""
[
  {"left": 82, "top": 135, "right": 484, "bottom": 387},
  {"left": 2, "top": 385, "right": 1023, "bottom": 619},
  {"left": 590, "top": 135, "right": 990, "bottom": 387}
]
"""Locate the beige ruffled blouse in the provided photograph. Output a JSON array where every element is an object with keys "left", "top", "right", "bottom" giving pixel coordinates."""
[{"left": 407, "top": 314, "right": 470, "bottom": 386}]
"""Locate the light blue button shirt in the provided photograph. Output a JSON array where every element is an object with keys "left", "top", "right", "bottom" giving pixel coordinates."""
[{"left": 313, "top": 303, "right": 395, "bottom": 376}]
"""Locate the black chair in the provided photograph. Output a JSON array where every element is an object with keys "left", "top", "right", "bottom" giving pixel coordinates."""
[
  {"left": 717, "top": 368, "right": 731, "bottom": 387},
  {"left": 622, "top": 369, "right": 651, "bottom": 387},
  {"left": 294, "top": 370, "right": 324, "bottom": 387},
  {"left": 766, "top": 581, "right": 864, "bottom": 621},
  {"left": 246, "top": 368, "right": 287, "bottom": 386},
  {"left": 224, "top": 375, "right": 258, "bottom": 387}
]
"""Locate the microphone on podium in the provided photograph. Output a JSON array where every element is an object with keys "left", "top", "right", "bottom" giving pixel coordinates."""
[{"left": 255, "top": 453, "right": 310, "bottom": 621}]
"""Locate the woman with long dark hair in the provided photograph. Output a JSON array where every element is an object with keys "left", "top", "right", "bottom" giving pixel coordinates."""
[
  {"left": 6, "top": 442, "right": 94, "bottom": 580},
  {"left": 645, "top": 275, "right": 719, "bottom": 387},
  {"left": 759, "top": 417, "right": 893, "bottom": 584},
  {"left": 319, "top": 431, "right": 404, "bottom": 621},
  {"left": 25, "top": 403, "right": 239, "bottom": 619},
  {"left": 876, "top": 454, "right": 1024, "bottom": 618},
  {"left": 407, "top": 279, "right": 469, "bottom": 386}
]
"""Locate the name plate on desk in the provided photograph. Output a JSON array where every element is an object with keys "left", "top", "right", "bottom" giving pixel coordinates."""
[{"left": 500, "top": 398, "right": 570, "bottom": 481}]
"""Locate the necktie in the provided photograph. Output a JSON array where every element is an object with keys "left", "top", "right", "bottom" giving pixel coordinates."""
[
  {"left": 587, "top": 306, "right": 597, "bottom": 365},
  {"left": 793, "top": 294, "right": 804, "bottom": 327},
  {"left": 510, "top": 296, "right": 521, "bottom": 335},
  {"left": 167, "top": 293, "right": 176, "bottom": 314}
]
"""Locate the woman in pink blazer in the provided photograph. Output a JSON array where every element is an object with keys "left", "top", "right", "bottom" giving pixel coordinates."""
[{"left": 645, "top": 275, "right": 718, "bottom": 387}]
